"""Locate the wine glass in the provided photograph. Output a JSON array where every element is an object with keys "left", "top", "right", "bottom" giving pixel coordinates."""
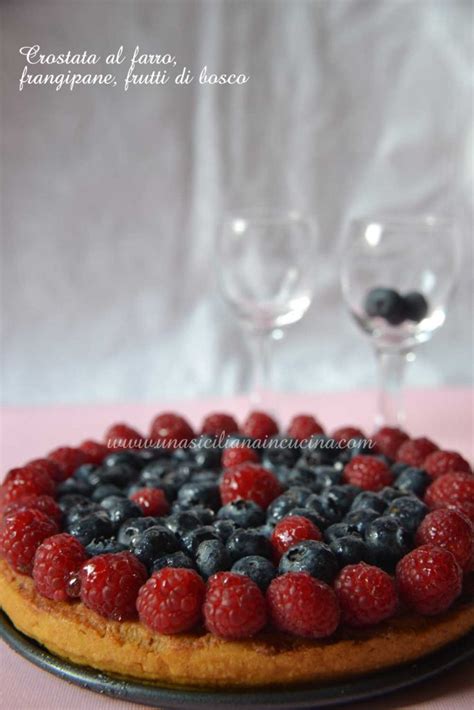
[
  {"left": 217, "top": 210, "right": 317, "bottom": 404},
  {"left": 340, "top": 215, "right": 461, "bottom": 426}
]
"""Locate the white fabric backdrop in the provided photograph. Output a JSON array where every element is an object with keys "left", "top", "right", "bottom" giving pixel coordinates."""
[{"left": 1, "top": 0, "right": 473, "bottom": 405}]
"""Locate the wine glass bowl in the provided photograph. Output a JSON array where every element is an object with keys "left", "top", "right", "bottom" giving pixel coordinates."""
[{"left": 340, "top": 215, "right": 460, "bottom": 424}]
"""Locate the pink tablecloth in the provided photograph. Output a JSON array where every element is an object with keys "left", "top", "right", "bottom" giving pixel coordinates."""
[{"left": 1, "top": 388, "right": 473, "bottom": 710}]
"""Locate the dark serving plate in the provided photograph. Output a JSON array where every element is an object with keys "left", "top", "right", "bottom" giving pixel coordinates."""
[{"left": 1, "top": 611, "right": 473, "bottom": 709}]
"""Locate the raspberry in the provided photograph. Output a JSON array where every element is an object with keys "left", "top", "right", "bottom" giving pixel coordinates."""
[
  {"left": 80, "top": 552, "right": 147, "bottom": 621},
  {"left": 423, "top": 450, "right": 471, "bottom": 479},
  {"left": 79, "top": 440, "right": 109, "bottom": 465},
  {"left": 334, "top": 563, "right": 398, "bottom": 627},
  {"left": 267, "top": 572, "right": 340, "bottom": 638},
  {"left": 373, "top": 427, "right": 409, "bottom": 459},
  {"left": 104, "top": 423, "right": 144, "bottom": 450},
  {"left": 396, "top": 437, "right": 438, "bottom": 467},
  {"left": 137, "top": 568, "right": 205, "bottom": 634},
  {"left": 201, "top": 413, "right": 239, "bottom": 437},
  {"left": 343, "top": 455, "right": 393, "bottom": 491},
  {"left": 396, "top": 545, "right": 462, "bottom": 615},
  {"left": 0, "top": 509, "right": 58, "bottom": 574},
  {"left": 221, "top": 446, "right": 259, "bottom": 468},
  {"left": 288, "top": 415, "right": 324, "bottom": 442},
  {"left": 130, "top": 488, "right": 170, "bottom": 517},
  {"left": 241, "top": 411, "right": 279, "bottom": 441},
  {"left": 48, "top": 447, "right": 87, "bottom": 479},
  {"left": 415, "top": 509, "right": 473, "bottom": 571},
  {"left": 220, "top": 463, "right": 281, "bottom": 509},
  {"left": 33, "top": 533, "right": 87, "bottom": 601},
  {"left": 3, "top": 494, "right": 62, "bottom": 525},
  {"left": 271, "top": 515, "right": 322, "bottom": 559},
  {"left": 425, "top": 472, "right": 474, "bottom": 521},
  {"left": 150, "top": 413, "right": 195, "bottom": 449},
  {"left": 203, "top": 572, "right": 267, "bottom": 639},
  {"left": 331, "top": 426, "right": 365, "bottom": 444},
  {"left": 0, "top": 466, "right": 56, "bottom": 509},
  {"left": 26, "top": 458, "right": 63, "bottom": 483}
]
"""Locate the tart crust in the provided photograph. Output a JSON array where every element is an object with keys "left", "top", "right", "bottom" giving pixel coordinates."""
[{"left": 1, "top": 559, "right": 473, "bottom": 688}]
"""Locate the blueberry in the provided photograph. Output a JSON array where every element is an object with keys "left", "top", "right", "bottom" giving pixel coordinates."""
[
  {"left": 117, "top": 516, "right": 161, "bottom": 546},
  {"left": 130, "top": 525, "right": 180, "bottom": 568},
  {"left": 191, "top": 470, "right": 219, "bottom": 484},
  {"left": 89, "top": 464, "right": 137, "bottom": 489},
  {"left": 152, "top": 551, "right": 196, "bottom": 573},
  {"left": 213, "top": 519, "right": 239, "bottom": 542},
  {"left": 177, "top": 481, "right": 221, "bottom": 511},
  {"left": 305, "top": 494, "right": 339, "bottom": 526},
  {"left": 192, "top": 506, "right": 215, "bottom": 525},
  {"left": 136, "top": 447, "right": 172, "bottom": 464},
  {"left": 57, "top": 493, "right": 90, "bottom": 513},
  {"left": 324, "top": 522, "right": 358, "bottom": 544},
  {"left": 394, "top": 467, "right": 430, "bottom": 496},
  {"left": 164, "top": 511, "right": 202, "bottom": 538},
  {"left": 364, "top": 287, "right": 406, "bottom": 325},
  {"left": 278, "top": 541, "right": 338, "bottom": 583},
  {"left": 365, "top": 516, "right": 411, "bottom": 570},
  {"left": 232, "top": 556, "right": 276, "bottom": 591},
  {"left": 181, "top": 526, "right": 221, "bottom": 556},
  {"left": 195, "top": 539, "right": 230, "bottom": 579},
  {"left": 344, "top": 508, "right": 380, "bottom": 536},
  {"left": 100, "top": 495, "right": 142, "bottom": 528},
  {"left": 74, "top": 464, "right": 98, "bottom": 483},
  {"left": 266, "top": 493, "right": 303, "bottom": 526},
  {"left": 346, "top": 438, "right": 377, "bottom": 459},
  {"left": 391, "top": 462, "right": 409, "bottom": 476},
  {"left": 278, "top": 467, "right": 320, "bottom": 490},
  {"left": 330, "top": 535, "right": 369, "bottom": 567},
  {"left": 190, "top": 435, "right": 222, "bottom": 469},
  {"left": 85, "top": 538, "right": 127, "bottom": 556},
  {"left": 320, "top": 485, "right": 358, "bottom": 519},
  {"left": 386, "top": 496, "right": 428, "bottom": 535},
  {"left": 103, "top": 451, "right": 143, "bottom": 470},
  {"left": 57, "top": 479, "right": 92, "bottom": 498},
  {"left": 65, "top": 500, "right": 101, "bottom": 526},
  {"left": 312, "top": 466, "right": 343, "bottom": 489},
  {"left": 403, "top": 291, "right": 428, "bottom": 323},
  {"left": 261, "top": 436, "right": 301, "bottom": 470},
  {"left": 298, "top": 436, "right": 339, "bottom": 466},
  {"left": 172, "top": 446, "right": 194, "bottom": 463},
  {"left": 218, "top": 500, "right": 265, "bottom": 528},
  {"left": 91, "top": 484, "right": 126, "bottom": 502},
  {"left": 350, "top": 491, "right": 387, "bottom": 515},
  {"left": 379, "top": 486, "right": 406, "bottom": 504},
  {"left": 226, "top": 529, "right": 272, "bottom": 562},
  {"left": 67, "top": 510, "right": 114, "bottom": 546},
  {"left": 287, "top": 507, "right": 328, "bottom": 530},
  {"left": 140, "top": 459, "right": 175, "bottom": 483}
]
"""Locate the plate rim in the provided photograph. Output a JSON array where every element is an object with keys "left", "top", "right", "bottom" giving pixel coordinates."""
[{"left": 1, "top": 611, "right": 473, "bottom": 709}]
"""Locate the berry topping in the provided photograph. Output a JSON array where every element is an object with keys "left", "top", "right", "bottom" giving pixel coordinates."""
[
  {"left": 2, "top": 494, "right": 62, "bottom": 525},
  {"left": 396, "top": 545, "right": 462, "bottom": 615},
  {"left": 423, "top": 450, "right": 471, "bottom": 479},
  {"left": 48, "top": 447, "right": 87, "bottom": 479},
  {"left": 288, "top": 415, "right": 324, "bottom": 441},
  {"left": 396, "top": 437, "right": 438, "bottom": 467},
  {"left": 241, "top": 411, "right": 279, "bottom": 441},
  {"left": 278, "top": 540, "right": 338, "bottom": 583},
  {"left": 386, "top": 496, "right": 428, "bottom": 535},
  {"left": 219, "top": 463, "right": 281, "bottom": 509},
  {"left": 150, "top": 413, "right": 194, "bottom": 449},
  {"left": 365, "top": 516, "right": 411, "bottom": 571},
  {"left": 217, "top": 499, "right": 265, "bottom": 528},
  {"left": 221, "top": 446, "right": 259, "bottom": 468},
  {"left": 78, "top": 440, "right": 109, "bottom": 465},
  {"left": 415, "top": 509, "right": 473, "bottom": 572},
  {"left": 26, "top": 458, "right": 63, "bottom": 483},
  {"left": 424, "top": 472, "right": 474, "bottom": 522},
  {"left": 104, "top": 423, "right": 144, "bottom": 450},
  {"left": 373, "top": 427, "right": 409, "bottom": 459},
  {"left": 201, "top": 413, "right": 239, "bottom": 437},
  {"left": 195, "top": 539, "right": 230, "bottom": 579},
  {"left": 67, "top": 510, "right": 114, "bottom": 546},
  {"left": 80, "top": 552, "right": 147, "bottom": 620},
  {"left": 1, "top": 466, "right": 56, "bottom": 509},
  {"left": 203, "top": 572, "right": 267, "bottom": 639},
  {"left": 0, "top": 509, "right": 58, "bottom": 573},
  {"left": 137, "top": 567, "right": 205, "bottom": 634},
  {"left": 267, "top": 572, "right": 340, "bottom": 638},
  {"left": 343, "top": 455, "right": 393, "bottom": 491},
  {"left": 271, "top": 515, "right": 322, "bottom": 559},
  {"left": 130, "top": 488, "right": 170, "bottom": 517},
  {"left": 335, "top": 562, "right": 398, "bottom": 627},
  {"left": 231, "top": 555, "right": 276, "bottom": 591},
  {"left": 33, "top": 533, "right": 87, "bottom": 601},
  {"left": 394, "top": 466, "right": 430, "bottom": 496},
  {"left": 331, "top": 426, "right": 365, "bottom": 444}
]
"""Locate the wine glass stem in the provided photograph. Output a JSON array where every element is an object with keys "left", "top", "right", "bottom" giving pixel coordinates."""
[
  {"left": 249, "top": 329, "right": 272, "bottom": 406},
  {"left": 374, "top": 346, "right": 411, "bottom": 427}
]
